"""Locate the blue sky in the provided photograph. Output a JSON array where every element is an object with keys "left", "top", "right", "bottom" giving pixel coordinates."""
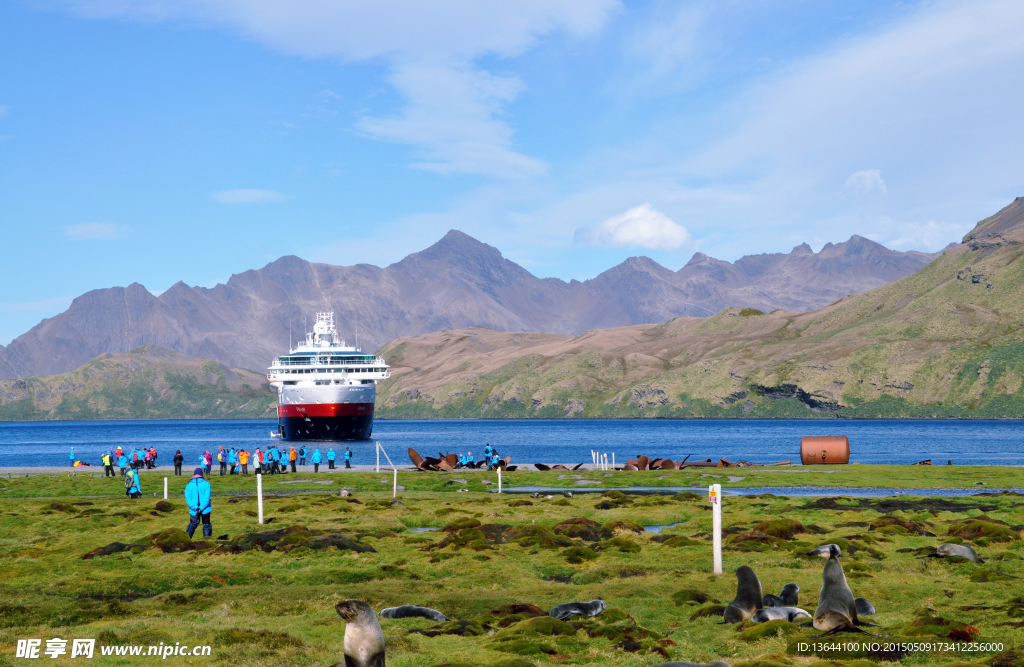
[{"left": 2, "top": 0, "right": 1023, "bottom": 345}]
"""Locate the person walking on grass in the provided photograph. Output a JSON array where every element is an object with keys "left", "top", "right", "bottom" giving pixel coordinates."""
[
  {"left": 239, "top": 449, "right": 249, "bottom": 476},
  {"left": 101, "top": 451, "right": 113, "bottom": 477},
  {"left": 344, "top": 447, "right": 352, "bottom": 469},
  {"left": 184, "top": 468, "right": 213, "bottom": 539},
  {"left": 125, "top": 467, "right": 141, "bottom": 499},
  {"left": 327, "top": 448, "right": 336, "bottom": 470},
  {"left": 311, "top": 448, "right": 322, "bottom": 473},
  {"left": 173, "top": 450, "right": 184, "bottom": 476}
]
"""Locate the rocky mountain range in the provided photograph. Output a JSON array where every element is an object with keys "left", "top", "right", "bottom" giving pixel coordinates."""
[
  {"left": 0, "top": 228, "right": 943, "bottom": 380},
  {"left": 373, "top": 198, "right": 1024, "bottom": 419}
]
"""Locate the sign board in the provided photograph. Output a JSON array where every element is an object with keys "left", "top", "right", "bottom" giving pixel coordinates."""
[{"left": 708, "top": 485, "right": 719, "bottom": 504}]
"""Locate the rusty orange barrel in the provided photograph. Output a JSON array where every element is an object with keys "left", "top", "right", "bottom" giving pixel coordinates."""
[{"left": 800, "top": 436, "right": 850, "bottom": 464}]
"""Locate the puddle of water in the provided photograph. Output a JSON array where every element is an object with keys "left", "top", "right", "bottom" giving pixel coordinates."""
[
  {"left": 644, "top": 523, "right": 685, "bottom": 534},
  {"left": 499, "top": 486, "right": 1024, "bottom": 497},
  {"left": 409, "top": 527, "right": 440, "bottom": 533}
]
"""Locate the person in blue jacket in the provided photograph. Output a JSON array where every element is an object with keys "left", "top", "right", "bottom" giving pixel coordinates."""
[
  {"left": 484, "top": 444, "right": 492, "bottom": 459},
  {"left": 344, "top": 447, "right": 352, "bottom": 469},
  {"left": 466, "top": 451, "right": 475, "bottom": 467},
  {"left": 327, "top": 448, "right": 336, "bottom": 470},
  {"left": 117, "top": 452, "right": 128, "bottom": 475},
  {"left": 311, "top": 448, "right": 322, "bottom": 473},
  {"left": 125, "top": 468, "right": 141, "bottom": 499},
  {"left": 299, "top": 446, "right": 307, "bottom": 466},
  {"left": 183, "top": 468, "right": 213, "bottom": 538},
  {"left": 69, "top": 447, "right": 75, "bottom": 467},
  {"left": 228, "top": 448, "right": 237, "bottom": 475}
]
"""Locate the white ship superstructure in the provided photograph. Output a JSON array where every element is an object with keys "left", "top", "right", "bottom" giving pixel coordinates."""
[{"left": 267, "top": 312, "right": 390, "bottom": 441}]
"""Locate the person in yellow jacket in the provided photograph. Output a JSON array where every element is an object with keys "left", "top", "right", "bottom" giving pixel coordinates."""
[
  {"left": 238, "top": 449, "right": 250, "bottom": 476},
  {"left": 289, "top": 447, "right": 298, "bottom": 473},
  {"left": 101, "top": 452, "right": 114, "bottom": 477}
]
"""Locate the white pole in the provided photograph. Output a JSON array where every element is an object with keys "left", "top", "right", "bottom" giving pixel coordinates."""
[
  {"left": 710, "top": 483, "right": 722, "bottom": 575},
  {"left": 257, "top": 474, "right": 264, "bottom": 525},
  {"left": 393, "top": 469, "right": 397, "bottom": 498},
  {"left": 612, "top": 453, "right": 615, "bottom": 469},
  {"left": 497, "top": 468, "right": 502, "bottom": 493},
  {"left": 603, "top": 453, "right": 608, "bottom": 470},
  {"left": 376, "top": 442, "right": 380, "bottom": 473},
  {"left": 163, "top": 477, "right": 168, "bottom": 500}
]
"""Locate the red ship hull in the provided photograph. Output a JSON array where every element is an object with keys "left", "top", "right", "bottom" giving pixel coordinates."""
[{"left": 278, "top": 403, "right": 374, "bottom": 441}]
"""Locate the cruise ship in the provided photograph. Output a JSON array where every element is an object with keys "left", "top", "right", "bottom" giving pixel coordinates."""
[{"left": 267, "top": 312, "right": 390, "bottom": 441}]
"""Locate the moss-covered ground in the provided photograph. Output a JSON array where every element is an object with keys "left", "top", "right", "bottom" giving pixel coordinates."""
[{"left": 1, "top": 468, "right": 1023, "bottom": 666}]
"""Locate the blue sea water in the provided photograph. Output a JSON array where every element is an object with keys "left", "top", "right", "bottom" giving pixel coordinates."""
[{"left": 0, "top": 418, "right": 1022, "bottom": 468}]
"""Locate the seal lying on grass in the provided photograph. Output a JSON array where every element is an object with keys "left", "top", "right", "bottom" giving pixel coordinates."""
[
  {"left": 548, "top": 599, "right": 606, "bottom": 621},
  {"left": 934, "top": 543, "right": 984, "bottom": 563},
  {"left": 752, "top": 606, "right": 811, "bottom": 623},
  {"left": 333, "top": 600, "right": 385, "bottom": 667},
  {"left": 722, "top": 565, "right": 762, "bottom": 623},
  {"left": 379, "top": 605, "right": 448, "bottom": 622}
]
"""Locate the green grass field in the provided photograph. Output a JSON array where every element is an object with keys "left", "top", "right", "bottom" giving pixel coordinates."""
[{"left": 1, "top": 468, "right": 1023, "bottom": 666}]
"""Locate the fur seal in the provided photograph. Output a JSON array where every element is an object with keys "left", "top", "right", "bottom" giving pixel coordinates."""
[
  {"left": 855, "top": 598, "right": 876, "bottom": 616},
  {"left": 808, "top": 544, "right": 859, "bottom": 633},
  {"left": 549, "top": 599, "right": 606, "bottom": 621},
  {"left": 762, "top": 583, "right": 799, "bottom": 608},
  {"left": 752, "top": 607, "right": 811, "bottom": 623},
  {"left": 379, "top": 605, "right": 447, "bottom": 622},
  {"left": 936, "top": 543, "right": 984, "bottom": 563},
  {"left": 334, "top": 600, "right": 385, "bottom": 667},
  {"left": 723, "top": 565, "right": 763, "bottom": 623}
]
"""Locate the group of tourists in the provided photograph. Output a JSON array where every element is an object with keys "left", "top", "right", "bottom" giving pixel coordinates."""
[
  {"left": 456, "top": 444, "right": 503, "bottom": 469},
  {"left": 96, "top": 446, "right": 158, "bottom": 478}
]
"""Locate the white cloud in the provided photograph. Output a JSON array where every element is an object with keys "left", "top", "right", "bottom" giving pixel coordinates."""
[
  {"left": 65, "top": 222, "right": 128, "bottom": 240},
  {"left": 845, "top": 169, "right": 887, "bottom": 195},
  {"left": 62, "top": 0, "right": 618, "bottom": 178},
  {"left": 210, "top": 189, "right": 288, "bottom": 204},
  {"left": 358, "top": 63, "right": 548, "bottom": 179},
  {"left": 575, "top": 203, "right": 691, "bottom": 250},
  {"left": 879, "top": 218, "right": 973, "bottom": 252}
]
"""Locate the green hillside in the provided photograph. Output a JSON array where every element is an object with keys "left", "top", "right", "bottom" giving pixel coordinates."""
[
  {"left": 0, "top": 346, "right": 276, "bottom": 421},
  {"left": 375, "top": 199, "right": 1024, "bottom": 419}
]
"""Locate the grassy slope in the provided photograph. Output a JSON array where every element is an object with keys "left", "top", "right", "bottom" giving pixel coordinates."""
[
  {"left": 0, "top": 346, "right": 276, "bottom": 421},
  {"left": 0, "top": 470, "right": 1021, "bottom": 666},
  {"left": 375, "top": 213, "right": 1024, "bottom": 419}
]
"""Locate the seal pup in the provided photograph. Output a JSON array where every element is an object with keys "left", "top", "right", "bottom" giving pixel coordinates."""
[
  {"left": 752, "top": 607, "right": 811, "bottom": 623},
  {"left": 855, "top": 598, "right": 876, "bottom": 616},
  {"left": 934, "top": 543, "right": 984, "bottom": 563},
  {"left": 762, "top": 583, "right": 799, "bottom": 608},
  {"left": 808, "top": 544, "right": 862, "bottom": 634},
  {"left": 379, "top": 605, "right": 447, "bottom": 622},
  {"left": 723, "top": 565, "right": 763, "bottom": 623},
  {"left": 333, "top": 600, "right": 385, "bottom": 667},
  {"left": 549, "top": 599, "right": 606, "bottom": 621}
]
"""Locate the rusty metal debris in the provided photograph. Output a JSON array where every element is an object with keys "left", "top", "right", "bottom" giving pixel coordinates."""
[{"left": 408, "top": 448, "right": 517, "bottom": 472}]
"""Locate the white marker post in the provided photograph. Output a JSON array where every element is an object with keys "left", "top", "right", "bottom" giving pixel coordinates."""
[
  {"left": 612, "top": 453, "right": 615, "bottom": 470},
  {"left": 163, "top": 477, "right": 168, "bottom": 500},
  {"left": 376, "top": 442, "right": 380, "bottom": 473},
  {"left": 709, "top": 483, "right": 722, "bottom": 575},
  {"left": 393, "top": 468, "right": 398, "bottom": 498},
  {"left": 257, "top": 474, "right": 264, "bottom": 525},
  {"left": 497, "top": 468, "right": 502, "bottom": 493}
]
